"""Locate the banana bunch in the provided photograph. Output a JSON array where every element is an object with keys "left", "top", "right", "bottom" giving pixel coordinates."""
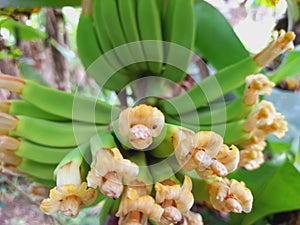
[
  {"left": 77, "top": 0, "right": 195, "bottom": 91},
  {"left": 0, "top": 74, "right": 116, "bottom": 187}
]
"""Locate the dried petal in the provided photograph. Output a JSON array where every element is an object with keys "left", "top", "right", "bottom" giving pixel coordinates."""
[
  {"left": 182, "top": 211, "right": 203, "bottom": 225},
  {"left": 118, "top": 104, "right": 165, "bottom": 149},
  {"left": 175, "top": 131, "right": 223, "bottom": 171},
  {"left": 87, "top": 147, "right": 138, "bottom": 198},
  {"left": 243, "top": 74, "right": 275, "bottom": 105},
  {"left": 208, "top": 178, "right": 253, "bottom": 213},
  {"left": 116, "top": 188, "right": 164, "bottom": 224},
  {"left": 239, "top": 149, "right": 264, "bottom": 170},
  {"left": 254, "top": 30, "right": 295, "bottom": 67}
]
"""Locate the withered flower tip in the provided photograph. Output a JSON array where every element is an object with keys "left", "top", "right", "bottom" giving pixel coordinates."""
[{"left": 118, "top": 104, "right": 165, "bottom": 150}]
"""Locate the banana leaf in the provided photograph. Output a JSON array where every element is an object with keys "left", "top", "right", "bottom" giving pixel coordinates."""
[
  {"left": 194, "top": 0, "right": 249, "bottom": 70},
  {"left": 229, "top": 156, "right": 300, "bottom": 225}
]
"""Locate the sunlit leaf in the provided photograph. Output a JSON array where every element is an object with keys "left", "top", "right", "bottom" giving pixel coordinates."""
[
  {"left": 194, "top": 0, "right": 249, "bottom": 70},
  {"left": 0, "top": 18, "right": 46, "bottom": 40},
  {"left": 229, "top": 156, "right": 300, "bottom": 225}
]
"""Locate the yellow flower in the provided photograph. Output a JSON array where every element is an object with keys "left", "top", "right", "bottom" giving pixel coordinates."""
[
  {"left": 208, "top": 178, "right": 253, "bottom": 213},
  {"left": 118, "top": 104, "right": 165, "bottom": 149},
  {"left": 174, "top": 131, "right": 223, "bottom": 171},
  {"left": 239, "top": 148, "right": 264, "bottom": 170},
  {"left": 182, "top": 211, "right": 203, "bottom": 225},
  {"left": 116, "top": 187, "right": 164, "bottom": 225},
  {"left": 196, "top": 145, "right": 239, "bottom": 179},
  {"left": 40, "top": 161, "right": 97, "bottom": 217},
  {"left": 243, "top": 74, "right": 275, "bottom": 106},
  {"left": 155, "top": 176, "right": 195, "bottom": 225},
  {"left": 87, "top": 147, "right": 139, "bottom": 199}
]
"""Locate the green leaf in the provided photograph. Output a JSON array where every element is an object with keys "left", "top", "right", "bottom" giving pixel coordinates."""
[
  {"left": 229, "top": 156, "right": 300, "bottom": 225},
  {"left": 269, "top": 47, "right": 300, "bottom": 83},
  {"left": 0, "top": 0, "right": 81, "bottom": 8},
  {"left": 0, "top": 18, "right": 46, "bottom": 40},
  {"left": 194, "top": 0, "right": 249, "bottom": 70}
]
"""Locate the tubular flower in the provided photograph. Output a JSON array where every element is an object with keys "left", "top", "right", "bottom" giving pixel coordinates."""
[
  {"left": 238, "top": 148, "right": 264, "bottom": 170},
  {"left": 155, "top": 176, "right": 194, "bottom": 225},
  {"left": 240, "top": 129, "right": 266, "bottom": 152},
  {"left": 87, "top": 147, "right": 139, "bottom": 199},
  {"left": 116, "top": 187, "right": 164, "bottom": 225},
  {"left": 254, "top": 30, "right": 295, "bottom": 67},
  {"left": 0, "top": 112, "right": 18, "bottom": 131},
  {"left": 243, "top": 74, "right": 275, "bottom": 106},
  {"left": 118, "top": 104, "right": 165, "bottom": 149},
  {"left": 243, "top": 100, "right": 276, "bottom": 132},
  {"left": 258, "top": 113, "right": 287, "bottom": 138},
  {"left": 174, "top": 131, "right": 223, "bottom": 171},
  {"left": 196, "top": 145, "right": 240, "bottom": 179},
  {"left": 208, "top": 178, "right": 253, "bottom": 213},
  {"left": 40, "top": 161, "right": 97, "bottom": 217}
]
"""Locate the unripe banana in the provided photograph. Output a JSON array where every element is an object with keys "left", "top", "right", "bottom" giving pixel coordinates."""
[
  {"left": 18, "top": 159, "right": 57, "bottom": 180},
  {"left": 0, "top": 100, "right": 68, "bottom": 121},
  {"left": 0, "top": 74, "right": 120, "bottom": 124},
  {"left": 0, "top": 114, "right": 108, "bottom": 147},
  {"left": 160, "top": 0, "right": 195, "bottom": 82},
  {"left": 117, "top": 0, "right": 148, "bottom": 71},
  {"left": 98, "top": 0, "right": 141, "bottom": 73},
  {"left": 137, "top": 0, "right": 163, "bottom": 75}
]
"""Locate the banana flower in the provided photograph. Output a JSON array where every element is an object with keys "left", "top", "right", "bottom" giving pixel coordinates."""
[
  {"left": 243, "top": 74, "right": 275, "bottom": 106},
  {"left": 87, "top": 147, "right": 139, "bottom": 199},
  {"left": 40, "top": 147, "right": 97, "bottom": 217},
  {"left": 208, "top": 178, "right": 253, "bottom": 213},
  {"left": 116, "top": 187, "right": 164, "bottom": 225},
  {"left": 118, "top": 104, "right": 165, "bottom": 149},
  {"left": 155, "top": 176, "right": 195, "bottom": 225}
]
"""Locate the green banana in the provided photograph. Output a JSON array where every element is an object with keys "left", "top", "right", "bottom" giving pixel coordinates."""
[
  {"left": 160, "top": 0, "right": 195, "bottom": 82},
  {"left": 0, "top": 135, "right": 72, "bottom": 164},
  {"left": 164, "top": 117, "right": 251, "bottom": 145},
  {"left": 0, "top": 114, "right": 108, "bottom": 147},
  {"left": 173, "top": 97, "right": 253, "bottom": 126},
  {"left": 98, "top": 0, "right": 140, "bottom": 73},
  {"left": 18, "top": 139, "right": 72, "bottom": 164},
  {"left": 137, "top": 0, "right": 163, "bottom": 75},
  {"left": 0, "top": 74, "right": 121, "bottom": 124},
  {"left": 126, "top": 151, "right": 153, "bottom": 192},
  {"left": 91, "top": 0, "right": 138, "bottom": 91},
  {"left": 77, "top": 0, "right": 102, "bottom": 70},
  {"left": 0, "top": 100, "right": 68, "bottom": 121},
  {"left": 32, "top": 177, "right": 56, "bottom": 188},
  {"left": 149, "top": 159, "right": 177, "bottom": 183},
  {"left": 117, "top": 0, "right": 148, "bottom": 71},
  {"left": 149, "top": 123, "right": 193, "bottom": 158},
  {"left": 18, "top": 158, "right": 57, "bottom": 180}
]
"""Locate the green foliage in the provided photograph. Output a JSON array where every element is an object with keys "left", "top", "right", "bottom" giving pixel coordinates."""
[
  {"left": 269, "top": 47, "right": 300, "bottom": 83},
  {"left": 0, "top": 18, "right": 46, "bottom": 40},
  {"left": 229, "top": 156, "right": 300, "bottom": 225},
  {"left": 18, "top": 62, "right": 48, "bottom": 86},
  {"left": 194, "top": 0, "right": 249, "bottom": 70}
]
